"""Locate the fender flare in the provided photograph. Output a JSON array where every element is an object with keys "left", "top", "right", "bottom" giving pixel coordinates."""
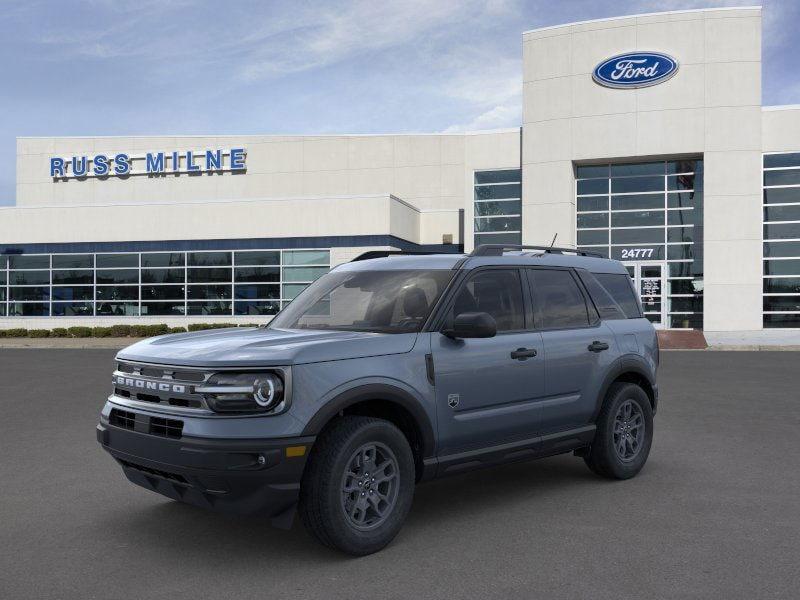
[
  {"left": 593, "top": 354, "right": 657, "bottom": 419},
  {"left": 301, "top": 383, "right": 436, "bottom": 458}
]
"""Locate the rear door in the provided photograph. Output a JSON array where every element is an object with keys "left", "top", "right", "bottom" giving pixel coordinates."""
[
  {"left": 526, "top": 268, "right": 616, "bottom": 434},
  {"left": 432, "top": 267, "right": 545, "bottom": 455}
]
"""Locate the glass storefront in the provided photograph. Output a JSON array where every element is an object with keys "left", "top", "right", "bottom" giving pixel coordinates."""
[
  {"left": 576, "top": 159, "right": 704, "bottom": 329},
  {"left": 0, "top": 249, "right": 329, "bottom": 317},
  {"left": 763, "top": 153, "right": 800, "bottom": 328},
  {"left": 474, "top": 169, "right": 522, "bottom": 247}
]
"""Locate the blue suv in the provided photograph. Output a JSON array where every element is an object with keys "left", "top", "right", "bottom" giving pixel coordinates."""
[{"left": 97, "top": 244, "right": 658, "bottom": 555}]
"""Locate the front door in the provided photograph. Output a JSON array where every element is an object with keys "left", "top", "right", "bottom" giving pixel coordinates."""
[
  {"left": 624, "top": 261, "right": 666, "bottom": 329},
  {"left": 431, "top": 268, "right": 545, "bottom": 455}
]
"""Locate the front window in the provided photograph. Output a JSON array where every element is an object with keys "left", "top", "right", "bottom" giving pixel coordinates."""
[
  {"left": 270, "top": 270, "right": 454, "bottom": 334},
  {"left": 447, "top": 269, "right": 525, "bottom": 332}
]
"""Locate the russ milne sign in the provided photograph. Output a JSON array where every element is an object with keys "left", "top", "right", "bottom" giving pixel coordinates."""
[
  {"left": 50, "top": 148, "right": 246, "bottom": 179},
  {"left": 592, "top": 52, "right": 678, "bottom": 89}
]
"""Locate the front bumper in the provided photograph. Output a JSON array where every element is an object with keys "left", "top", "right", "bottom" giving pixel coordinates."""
[{"left": 97, "top": 418, "right": 314, "bottom": 527}]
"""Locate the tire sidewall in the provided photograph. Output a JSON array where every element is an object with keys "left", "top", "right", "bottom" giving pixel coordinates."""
[{"left": 322, "top": 420, "right": 415, "bottom": 554}]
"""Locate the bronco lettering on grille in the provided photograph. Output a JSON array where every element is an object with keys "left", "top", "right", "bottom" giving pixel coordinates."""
[{"left": 113, "top": 376, "right": 186, "bottom": 394}]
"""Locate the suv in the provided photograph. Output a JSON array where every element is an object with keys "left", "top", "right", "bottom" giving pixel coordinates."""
[{"left": 97, "top": 244, "right": 658, "bottom": 555}]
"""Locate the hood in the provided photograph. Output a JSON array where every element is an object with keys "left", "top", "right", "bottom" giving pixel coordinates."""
[{"left": 116, "top": 327, "right": 419, "bottom": 368}]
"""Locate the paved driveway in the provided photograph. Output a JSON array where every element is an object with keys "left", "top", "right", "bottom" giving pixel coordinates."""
[{"left": 1, "top": 350, "right": 798, "bottom": 599}]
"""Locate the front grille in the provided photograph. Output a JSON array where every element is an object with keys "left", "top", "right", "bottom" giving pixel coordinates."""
[
  {"left": 109, "top": 408, "right": 135, "bottom": 430},
  {"left": 139, "top": 365, "right": 205, "bottom": 382},
  {"left": 119, "top": 459, "right": 189, "bottom": 484},
  {"left": 149, "top": 417, "right": 183, "bottom": 439},
  {"left": 112, "top": 361, "right": 211, "bottom": 411}
]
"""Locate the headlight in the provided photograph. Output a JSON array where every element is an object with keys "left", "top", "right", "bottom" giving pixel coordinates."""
[{"left": 197, "top": 372, "right": 286, "bottom": 414}]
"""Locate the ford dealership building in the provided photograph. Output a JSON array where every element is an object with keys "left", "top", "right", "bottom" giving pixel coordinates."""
[{"left": 2, "top": 6, "right": 799, "bottom": 336}]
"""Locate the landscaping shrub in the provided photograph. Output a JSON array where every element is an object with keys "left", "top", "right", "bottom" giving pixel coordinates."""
[
  {"left": 51, "top": 328, "right": 69, "bottom": 337},
  {"left": 27, "top": 329, "right": 51, "bottom": 338},
  {"left": 109, "top": 324, "right": 132, "bottom": 337},
  {"left": 67, "top": 326, "right": 93, "bottom": 338},
  {"left": 2, "top": 328, "right": 28, "bottom": 338},
  {"left": 188, "top": 323, "right": 237, "bottom": 332},
  {"left": 168, "top": 327, "right": 187, "bottom": 334},
  {"left": 130, "top": 324, "right": 170, "bottom": 337},
  {"left": 91, "top": 327, "right": 113, "bottom": 338}
]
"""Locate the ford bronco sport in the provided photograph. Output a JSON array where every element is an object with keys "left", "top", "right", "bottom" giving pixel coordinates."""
[{"left": 97, "top": 244, "right": 658, "bottom": 555}]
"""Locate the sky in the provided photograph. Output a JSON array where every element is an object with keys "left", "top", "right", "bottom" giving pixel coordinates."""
[{"left": 1, "top": 0, "right": 799, "bottom": 206}]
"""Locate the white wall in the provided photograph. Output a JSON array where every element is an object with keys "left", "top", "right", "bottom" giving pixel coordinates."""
[
  {"left": 521, "top": 7, "right": 764, "bottom": 331},
  {"left": 0, "top": 194, "right": 421, "bottom": 245},
  {"left": 17, "top": 134, "right": 468, "bottom": 211},
  {"left": 763, "top": 106, "right": 800, "bottom": 152}
]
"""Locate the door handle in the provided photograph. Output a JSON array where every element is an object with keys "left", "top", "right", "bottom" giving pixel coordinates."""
[
  {"left": 588, "top": 340, "right": 610, "bottom": 352},
  {"left": 511, "top": 347, "right": 538, "bottom": 360}
]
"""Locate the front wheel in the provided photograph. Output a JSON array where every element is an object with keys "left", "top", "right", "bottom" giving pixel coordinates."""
[
  {"left": 584, "top": 382, "right": 654, "bottom": 479},
  {"left": 299, "top": 416, "right": 415, "bottom": 555}
]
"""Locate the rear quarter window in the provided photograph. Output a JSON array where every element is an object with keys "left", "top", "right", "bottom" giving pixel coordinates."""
[{"left": 592, "top": 272, "right": 643, "bottom": 319}]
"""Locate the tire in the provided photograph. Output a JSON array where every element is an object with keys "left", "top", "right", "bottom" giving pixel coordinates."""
[
  {"left": 298, "top": 415, "right": 415, "bottom": 555},
  {"left": 584, "top": 382, "right": 654, "bottom": 480}
]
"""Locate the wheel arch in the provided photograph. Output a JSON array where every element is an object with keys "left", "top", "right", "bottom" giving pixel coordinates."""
[
  {"left": 594, "top": 356, "right": 657, "bottom": 420},
  {"left": 301, "top": 383, "right": 435, "bottom": 482}
]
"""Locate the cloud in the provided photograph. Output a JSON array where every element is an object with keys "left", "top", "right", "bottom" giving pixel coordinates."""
[
  {"left": 442, "top": 102, "right": 521, "bottom": 132},
  {"left": 235, "top": 0, "right": 476, "bottom": 81}
]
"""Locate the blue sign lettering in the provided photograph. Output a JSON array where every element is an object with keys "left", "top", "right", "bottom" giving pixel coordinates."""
[
  {"left": 230, "top": 148, "right": 246, "bottom": 170},
  {"left": 186, "top": 150, "right": 200, "bottom": 172},
  {"left": 205, "top": 149, "right": 221, "bottom": 170},
  {"left": 113, "top": 153, "right": 130, "bottom": 175},
  {"left": 593, "top": 52, "right": 678, "bottom": 89},
  {"left": 72, "top": 156, "right": 88, "bottom": 177},
  {"left": 49, "top": 148, "right": 247, "bottom": 179},
  {"left": 146, "top": 152, "right": 165, "bottom": 173},
  {"left": 50, "top": 158, "right": 65, "bottom": 177},
  {"left": 93, "top": 154, "right": 109, "bottom": 176}
]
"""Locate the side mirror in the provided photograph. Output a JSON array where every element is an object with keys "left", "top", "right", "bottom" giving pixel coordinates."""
[{"left": 443, "top": 312, "right": 497, "bottom": 339}]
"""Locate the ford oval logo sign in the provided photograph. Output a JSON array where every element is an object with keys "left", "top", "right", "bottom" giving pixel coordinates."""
[{"left": 593, "top": 52, "right": 679, "bottom": 89}]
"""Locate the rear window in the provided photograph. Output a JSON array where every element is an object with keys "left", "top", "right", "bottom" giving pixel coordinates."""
[
  {"left": 592, "top": 272, "right": 642, "bottom": 319},
  {"left": 577, "top": 271, "right": 626, "bottom": 320}
]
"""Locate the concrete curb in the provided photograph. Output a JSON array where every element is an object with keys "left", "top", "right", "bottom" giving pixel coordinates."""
[
  {"left": 707, "top": 345, "right": 800, "bottom": 351},
  {"left": 661, "top": 345, "right": 800, "bottom": 351}
]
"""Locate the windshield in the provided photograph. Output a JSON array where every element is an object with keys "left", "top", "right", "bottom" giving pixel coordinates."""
[{"left": 269, "top": 269, "right": 455, "bottom": 334}]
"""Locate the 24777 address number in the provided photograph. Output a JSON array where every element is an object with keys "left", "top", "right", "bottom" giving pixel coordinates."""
[{"left": 620, "top": 248, "right": 655, "bottom": 259}]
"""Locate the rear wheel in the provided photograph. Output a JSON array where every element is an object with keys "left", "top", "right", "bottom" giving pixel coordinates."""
[
  {"left": 299, "top": 416, "right": 415, "bottom": 555},
  {"left": 584, "top": 382, "right": 653, "bottom": 479}
]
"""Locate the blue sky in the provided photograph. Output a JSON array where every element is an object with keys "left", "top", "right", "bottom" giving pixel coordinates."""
[{"left": 2, "top": 0, "right": 798, "bottom": 206}]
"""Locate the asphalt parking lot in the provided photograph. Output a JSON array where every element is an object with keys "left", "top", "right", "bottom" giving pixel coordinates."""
[{"left": 1, "top": 350, "right": 799, "bottom": 600}]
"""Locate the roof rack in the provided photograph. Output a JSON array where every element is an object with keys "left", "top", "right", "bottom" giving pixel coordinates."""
[
  {"left": 350, "top": 250, "right": 443, "bottom": 262},
  {"left": 469, "top": 244, "right": 604, "bottom": 258}
]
